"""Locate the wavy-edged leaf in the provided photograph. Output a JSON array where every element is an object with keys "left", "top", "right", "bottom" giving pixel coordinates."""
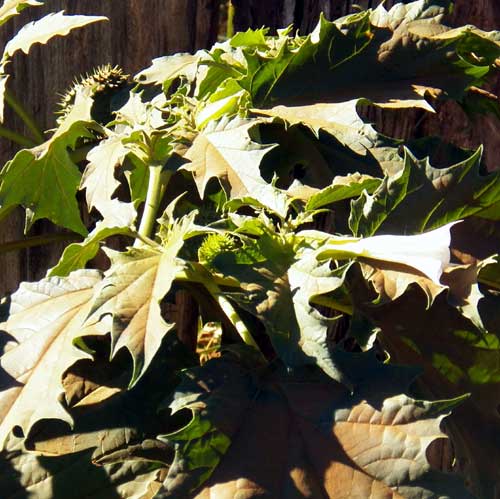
[
  {"left": 1, "top": 433, "right": 162, "bottom": 499},
  {"left": 255, "top": 100, "right": 382, "bottom": 153},
  {"left": 0, "top": 270, "right": 102, "bottom": 447},
  {"left": 3, "top": 11, "right": 106, "bottom": 59},
  {"left": 0, "top": 0, "right": 42, "bottom": 26},
  {"left": 352, "top": 268, "right": 500, "bottom": 498},
  {"left": 350, "top": 148, "right": 500, "bottom": 237},
  {"left": 238, "top": 3, "right": 499, "bottom": 111},
  {"left": 160, "top": 352, "right": 470, "bottom": 499},
  {"left": 183, "top": 117, "right": 289, "bottom": 216},
  {"left": 305, "top": 173, "right": 381, "bottom": 209},
  {"left": 80, "top": 132, "right": 130, "bottom": 219},
  {"left": 135, "top": 53, "right": 200, "bottom": 88},
  {"left": 48, "top": 220, "right": 136, "bottom": 278},
  {"left": 83, "top": 212, "right": 197, "bottom": 386},
  {"left": 212, "top": 231, "right": 352, "bottom": 384},
  {"left": 0, "top": 89, "right": 100, "bottom": 234}
]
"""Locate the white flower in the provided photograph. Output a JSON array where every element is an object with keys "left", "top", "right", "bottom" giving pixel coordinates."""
[{"left": 303, "top": 223, "right": 458, "bottom": 283}]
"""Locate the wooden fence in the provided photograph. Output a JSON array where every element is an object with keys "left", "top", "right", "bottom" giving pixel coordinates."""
[{"left": 0, "top": 0, "right": 498, "bottom": 297}]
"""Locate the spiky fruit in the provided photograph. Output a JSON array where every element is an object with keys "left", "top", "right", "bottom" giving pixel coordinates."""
[
  {"left": 198, "top": 233, "right": 238, "bottom": 267},
  {"left": 57, "top": 64, "right": 130, "bottom": 125}
]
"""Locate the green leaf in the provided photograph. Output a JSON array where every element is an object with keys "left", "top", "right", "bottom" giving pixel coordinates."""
[
  {"left": 237, "top": 4, "right": 500, "bottom": 110},
  {"left": 0, "top": 0, "right": 42, "bottom": 27},
  {"left": 183, "top": 117, "right": 289, "bottom": 217},
  {"left": 0, "top": 89, "right": 100, "bottom": 234},
  {"left": 350, "top": 148, "right": 500, "bottom": 236},
  {"left": 212, "top": 231, "right": 352, "bottom": 383},
  {"left": 161, "top": 353, "right": 470, "bottom": 498},
  {"left": 0, "top": 270, "right": 103, "bottom": 447},
  {"left": 47, "top": 220, "right": 136, "bottom": 278},
  {"left": 305, "top": 173, "right": 381, "bottom": 210},
  {"left": 2, "top": 11, "right": 107, "bottom": 59},
  {"left": 230, "top": 28, "right": 268, "bottom": 48}
]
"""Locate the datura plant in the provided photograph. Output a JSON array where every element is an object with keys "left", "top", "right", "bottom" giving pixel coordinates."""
[{"left": 1, "top": 1, "right": 500, "bottom": 498}]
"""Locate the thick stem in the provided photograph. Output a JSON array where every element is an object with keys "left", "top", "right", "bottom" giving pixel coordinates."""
[
  {"left": 5, "top": 90, "right": 45, "bottom": 144},
  {"left": 0, "top": 125, "right": 37, "bottom": 148},
  {"left": 134, "top": 165, "right": 170, "bottom": 245}
]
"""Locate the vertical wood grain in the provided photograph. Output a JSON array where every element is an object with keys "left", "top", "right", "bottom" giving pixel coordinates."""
[{"left": 0, "top": 0, "right": 220, "bottom": 295}]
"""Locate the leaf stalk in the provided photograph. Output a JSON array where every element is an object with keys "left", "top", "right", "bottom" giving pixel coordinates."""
[{"left": 5, "top": 90, "right": 45, "bottom": 144}]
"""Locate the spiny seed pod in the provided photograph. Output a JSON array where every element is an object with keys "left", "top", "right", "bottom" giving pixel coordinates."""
[
  {"left": 198, "top": 233, "right": 238, "bottom": 267},
  {"left": 56, "top": 64, "right": 130, "bottom": 125}
]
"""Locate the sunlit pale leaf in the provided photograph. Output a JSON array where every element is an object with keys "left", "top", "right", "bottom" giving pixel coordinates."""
[
  {"left": 255, "top": 100, "right": 381, "bottom": 153},
  {"left": 160, "top": 353, "right": 470, "bottom": 498},
  {"left": 135, "top": 53, "right": 200, "bottom": 87},
  {"left": 183, "top": 117, "right": 289, "bottom": 217},
  {"left": 0, "top": 72, "right": 6, "bottom": 122},
  {"left": 0, "top": 270, "right": 102, "bottom": 447},
  {"left": 0, "top": 0, "right": 42, "bottom": 26},
  {"left": 3, "top": 11, "right": 106, "bottom": 59},
  {"left": 80, "top": 132, "right": 130, "bottom": 219},
  {"left": 83, "top": 213, "right": 197, "bottom": 386}
]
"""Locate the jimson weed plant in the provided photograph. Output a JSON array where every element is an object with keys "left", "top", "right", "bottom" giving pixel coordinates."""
[{"left": 1, "top": 1, "right": 500, "bottom": 497}]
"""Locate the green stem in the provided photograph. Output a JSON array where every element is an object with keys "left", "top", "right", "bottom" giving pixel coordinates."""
[
  {"left": 0, "top": 232, "right": 81, "bottom": 255},
  {"left": 176, "top": 265, "right": 265, "bottom": 356},
  {"left": 227, "top": 1, "right": 235, "bottom": 39},
  {"left": 5, "top": 90, "right": 45, "bottom": 144},
  {"left": 134, "top": 165, "right": 170, "bottom": 246},
  {"left": 0, "top": 124, "right": 37, "bottom": 148}
]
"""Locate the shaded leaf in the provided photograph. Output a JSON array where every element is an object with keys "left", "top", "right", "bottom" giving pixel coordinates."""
[
  {"left": 213, "top": 231, "right": 353, "bottom": 384},
  {"left": 353, "top": 280, "right": 500, "bottom": 499},
  {"left": 1, "top": 433, "right": 162, "bottom": 499},
  {"left": 160, "top": 353, "right": 470, "bottom": 498},
  {"left": 350, "top": 148, "right": 500, "bottom": 237},
  {"left": 238, "top": 4, "right": 499, "bottom": 110}
]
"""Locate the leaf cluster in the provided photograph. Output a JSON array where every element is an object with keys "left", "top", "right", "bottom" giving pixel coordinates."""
[{"left": 1, "top": 1, "right": 500, "bottom": 497}]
